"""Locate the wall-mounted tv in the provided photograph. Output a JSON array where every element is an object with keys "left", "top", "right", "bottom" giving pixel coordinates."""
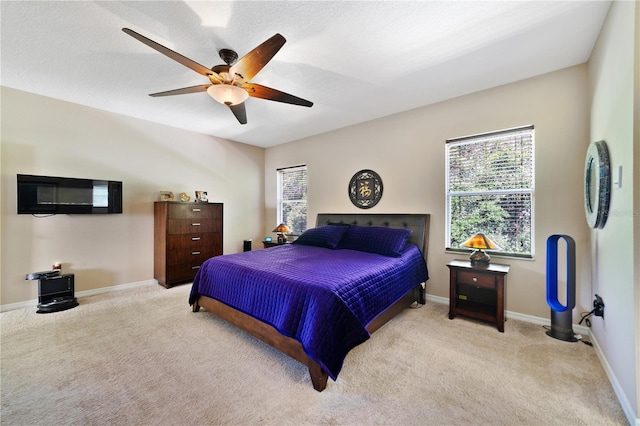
[{"left": 17, "top": 174, "right": 122, "bottom": 214}]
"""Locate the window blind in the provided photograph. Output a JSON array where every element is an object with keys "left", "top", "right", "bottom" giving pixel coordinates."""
[
  {"left": 277, "top": 165, "right": 307, "bottom": 235},
  {"left": 446, "top": 126, "right": 534, "bottom": 257}
]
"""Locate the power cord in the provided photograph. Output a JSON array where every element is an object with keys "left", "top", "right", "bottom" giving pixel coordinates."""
[{"left": 579, "top": 309, "right": 596, "bottom": 328}]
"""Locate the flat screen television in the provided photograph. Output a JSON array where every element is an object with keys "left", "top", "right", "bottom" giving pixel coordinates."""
[{"left": 17, "top": 174, "right": 123, "bottom": 214}]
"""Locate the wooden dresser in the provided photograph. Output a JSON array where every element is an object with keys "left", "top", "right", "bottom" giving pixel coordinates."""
[{"left": 154, "top": 202, "right": 223, "bottom": 288}]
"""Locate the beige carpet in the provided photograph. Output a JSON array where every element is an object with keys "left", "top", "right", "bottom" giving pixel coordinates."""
[{"left": 1, "top": 284, "right": 626, "bottom": 425}]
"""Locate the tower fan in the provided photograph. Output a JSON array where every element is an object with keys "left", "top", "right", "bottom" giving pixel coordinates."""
[{"left": 546, "top": 234, "right": 577, "bottom": 342}]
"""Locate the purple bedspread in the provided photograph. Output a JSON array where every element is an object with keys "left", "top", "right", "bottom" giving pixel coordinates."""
[{"left": 189, "top": 243, "right": 428, "bottom": 380}]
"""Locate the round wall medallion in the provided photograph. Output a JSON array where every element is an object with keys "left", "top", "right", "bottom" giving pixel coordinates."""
[
  {"left": 348, "top": 169, "right": 383, "bottom": 209},
  {"left": 179, "top": 192, "right": 191, "bottom": 202},
  {"left": 584, "top": 140, "right": 611, "bottom": 229}
]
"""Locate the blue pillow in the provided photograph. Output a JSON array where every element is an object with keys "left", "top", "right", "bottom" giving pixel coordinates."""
[
  {"left": 337, "top": 225, "right": 411, "bottom": 257},
  {"left": 292, "top": 225, "right": 350, "bottom": 249}
]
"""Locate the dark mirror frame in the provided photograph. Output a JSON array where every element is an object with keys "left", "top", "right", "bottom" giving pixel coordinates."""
[{"left": 584, "top": 140, "right": 611, "bottom": 229}]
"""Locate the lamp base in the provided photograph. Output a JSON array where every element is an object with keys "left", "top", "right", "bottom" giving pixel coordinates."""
[{"left": 469, "top": 249, "right": 490, "bottom": 265}]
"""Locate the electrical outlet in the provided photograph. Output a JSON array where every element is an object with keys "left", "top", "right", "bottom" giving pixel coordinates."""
[{"left": 593, "top": 294, "right": 605, "bottom": 319}]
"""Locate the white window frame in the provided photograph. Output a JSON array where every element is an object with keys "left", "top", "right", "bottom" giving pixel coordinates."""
[
  {"left": 277, "top": 165, "right": 307, "bottom": 235},
  {"left": 445, "top": 125, "right": 535, "bottom": 259}
]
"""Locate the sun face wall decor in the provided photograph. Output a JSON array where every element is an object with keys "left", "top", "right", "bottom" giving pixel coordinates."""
[{"left": 348, "top": 169, "right": 383, "bottom": 209}]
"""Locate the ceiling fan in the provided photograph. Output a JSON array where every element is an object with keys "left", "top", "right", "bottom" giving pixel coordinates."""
[{"left": 122, "top": 28, "right": 313, "bottom": 125}]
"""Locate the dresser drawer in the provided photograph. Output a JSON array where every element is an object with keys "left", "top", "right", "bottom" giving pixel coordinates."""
[
  {"left": 456, "top": 270, "right": 496, "bottom": 289},
  {"left": 167, "top": 246, "right": 218, "bottom": 266},
  {"left": 167, "top": 218, "right": 222, "bottom": 234},
  {"left": 166, "top": 263, "right": 202, "bottom": 283},
  {"left": 167, "top": 233, "right": 222, "bottom": 250},
  {"left": 167, "top": 203, "right": 222, "bottom": 219}
]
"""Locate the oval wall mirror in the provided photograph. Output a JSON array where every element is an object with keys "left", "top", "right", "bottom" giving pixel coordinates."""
[{"left": 584, "top": 140, "right": 611, "bottom": 229}]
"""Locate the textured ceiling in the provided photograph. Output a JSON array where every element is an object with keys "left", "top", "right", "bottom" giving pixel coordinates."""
[{"left": 1, "top": 1, "right": 611, "bottom": 148}]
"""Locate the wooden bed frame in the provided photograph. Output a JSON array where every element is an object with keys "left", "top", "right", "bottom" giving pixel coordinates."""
[{"left": 191, "top": 213, "right": 431, "bottom": 391}]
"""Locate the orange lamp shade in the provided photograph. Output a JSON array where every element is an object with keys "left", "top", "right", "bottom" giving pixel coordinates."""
[
  {"left": 461, "top": 233, "right": 500, "bottom": 264},
  {"left": 272, "top": 223, "right": 290, "bottom": 234},
  {"left": 461, "top": 233, "right": 500, "bottom": 250},
  {"left": 273, "top": 223, "right": 290, "bottom": 244}
]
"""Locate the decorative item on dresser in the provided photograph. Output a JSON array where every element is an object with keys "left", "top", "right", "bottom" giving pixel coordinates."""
[
  {"left": 154, "top": 202, "right": 223, "bottom": 288},
  {"left": 159, "top": 191, "right": 175, "bottom": 201},
  {"left": 447, "top": 259, "right": 509, "bottom": 332},
  {"left": 195, "top": 191, "right": 208, "bottom": 203}
]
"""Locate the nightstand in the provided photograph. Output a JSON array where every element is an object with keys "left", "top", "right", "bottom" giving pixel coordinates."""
[
  {"left": 263, "top": 241, "right": 291, "bottom": 248},
  {"left": 446, "top": 259, "right": 509, "bottom": 332}
]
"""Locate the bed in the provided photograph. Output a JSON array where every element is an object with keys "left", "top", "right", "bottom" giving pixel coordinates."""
[{"left": 189, "top": 213, "right": 430, "bottom": 391}]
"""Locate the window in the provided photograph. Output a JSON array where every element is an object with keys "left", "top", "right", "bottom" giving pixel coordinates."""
[
  {"left": 446, "top": 126, "right": 534, "bottom": 258},
  {"left": 277, "top": 165, "right": 307, "bottom": 235}
]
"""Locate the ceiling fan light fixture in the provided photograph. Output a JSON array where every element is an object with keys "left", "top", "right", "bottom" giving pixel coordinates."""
[{"left": 206, "top": 84, "right": 249, "bottom": 106}]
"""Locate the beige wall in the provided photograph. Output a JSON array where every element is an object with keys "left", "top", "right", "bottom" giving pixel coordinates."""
[
  {"left": 265, "top": 65, "right": 591, "bottom": 321},
  {"left": 1, "top": 87, "right": 265, "bottom": 307},
  {"left": 1, "top": 7, "right": 637, "bottom": 416},
  {"left": 587, "top": 0, "right": 638, "bottom": 422}
]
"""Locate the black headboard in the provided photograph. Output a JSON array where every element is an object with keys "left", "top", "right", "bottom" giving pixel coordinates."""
[{"left": 316, "top": 213, "right": 431, "bottom": 261}]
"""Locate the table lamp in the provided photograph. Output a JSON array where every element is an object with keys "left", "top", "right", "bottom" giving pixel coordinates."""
[
  {"left": 461, "top": 233, "right": 500, "bottom": 265},
  {"left": 273, "top": 223, "right": 290, "bottom": 244}
]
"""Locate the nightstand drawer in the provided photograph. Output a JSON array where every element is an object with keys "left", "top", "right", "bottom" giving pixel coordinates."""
[{"left": 456, "top": 270, "right": 495, "bottom": 289}]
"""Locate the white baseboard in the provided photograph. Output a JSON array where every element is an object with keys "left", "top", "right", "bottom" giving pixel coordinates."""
[
  {"left": 424, "top": 294, "right": 589, "bottom": 338},
  {"left": 426, "top": 294, "right": 637, "bottom": 424},
  {"left": 75, "top": 279, "right": 157, "bottom": 298},
  {"left": 590, "top": 331, "right": 639, "bottom": 425},
  {"left": 0, "top": 279, "right": 158, "bottom": 313}
]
